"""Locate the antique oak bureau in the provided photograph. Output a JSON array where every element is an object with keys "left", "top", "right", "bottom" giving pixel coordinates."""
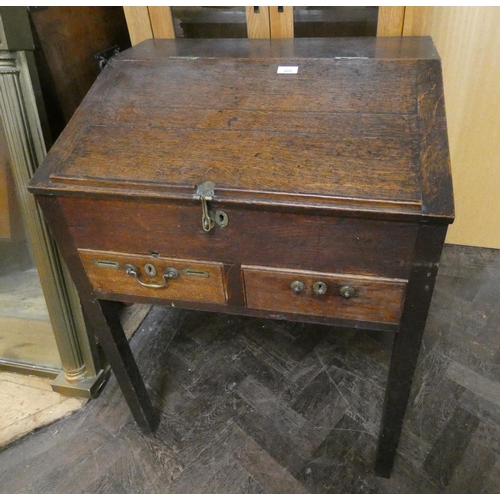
[{"left": 28, "top": 37, "right": 454, "bottom": 477}]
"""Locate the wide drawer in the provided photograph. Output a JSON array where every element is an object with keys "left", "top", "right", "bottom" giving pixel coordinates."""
[
  {"left": 242, "top": 266, "right": 407, "bottom": 324},
  {"left": 79, "top": 249, "right": 227, "bottom": 304}
]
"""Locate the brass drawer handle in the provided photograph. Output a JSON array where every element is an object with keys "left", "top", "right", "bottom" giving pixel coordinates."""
[{"left": 124, "top": 264, "right": 178, "bottom": 289}]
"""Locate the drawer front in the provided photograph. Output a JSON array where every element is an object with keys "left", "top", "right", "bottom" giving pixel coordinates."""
[
  {"left": 79, "top": 249, "right": 227, "bottom": 304},
  {"left": 242, "top": 266, "right": 406, "bottom": 324}
]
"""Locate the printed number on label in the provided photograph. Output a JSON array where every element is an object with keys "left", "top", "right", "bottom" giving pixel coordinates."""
[{"left": 277, "top": 66, "right": 298, "bottom": 74}]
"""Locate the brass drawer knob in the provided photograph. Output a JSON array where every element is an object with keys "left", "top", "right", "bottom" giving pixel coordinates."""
[
  {"left": 340, "top": 285, "right": 355, "bottom": 299},
  {"left": 290, "top": 280, "right": 305, "bottom": 293},
  {"left": 313, "top": 281, "right": 327, "bottom": 295}
]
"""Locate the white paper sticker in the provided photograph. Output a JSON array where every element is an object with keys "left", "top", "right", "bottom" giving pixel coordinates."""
[{"left": 277, "top": 66, "right": 298, "bottom": 74}]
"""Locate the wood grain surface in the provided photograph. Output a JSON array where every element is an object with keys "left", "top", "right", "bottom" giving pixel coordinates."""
[
  {"left": 29, "top": 38, "right": 452, "bottom": 222},
  {"left": 111, "top": 37, "right": 439, "bottom": 60},
  {"left": 79, "top": 249, "right": 227, "bottom": 305},
  {"left": 377, "top": 6, "right": 405, "bottom": 36},
  {"left": 123, "top": 6, "right": 152, "bottom": 45},
  {"left": 148, "top": 7, "right": 175, "bottom": 39},
  {"left": 245, "top": 6, "right": 270, "bottom": 38},
  {"left": 242, "top": 266, "right": 406, "bottom": 324},
  {"left": 48, "top": 57, "right": 421, "bottom": 206},
  {"left": 269, "top": 6, "right": 294, "bottom": 38},
  {"left": 60, "top": 197, "right": 419, "bottom": 280},
  {"left": 416, "top": 59, "right": 454, "bottom": 218},
  {"left": 30, "top": 6, "right": 131, "bottom": 132}
]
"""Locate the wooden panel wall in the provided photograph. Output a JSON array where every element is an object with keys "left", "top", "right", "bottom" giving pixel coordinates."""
[
  {"left": 123, "top": 6, "right": 152, "bottom": 45},
  {"left": 148, "top": 7, "right": 175, "bottom": 39},
  {"left": 245, "top": 6, "right": 270, "bottom": 38},
  {"left": 404, "top": 7, "right": 500, "bottom": 248},
  {"left": 377, "top": 6, "right": 405, "bottom": 36},
  {"left": 269, "top": 6, "right": 294, "bottom": 38}
]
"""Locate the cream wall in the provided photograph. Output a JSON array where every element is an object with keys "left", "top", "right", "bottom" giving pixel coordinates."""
[{"left": 404, "top": 7, "right": 500, "bottom": 248}]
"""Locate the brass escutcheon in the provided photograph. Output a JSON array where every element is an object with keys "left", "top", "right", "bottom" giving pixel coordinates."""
[
  {"left": 215, "top": 210, "right": 229, "bottom": 228},
  {"left": 313, "top": 281, "right": 327, "bottom": 295},
  {"left": 144, "top": 263, "right": 157, "bottom": 277}
]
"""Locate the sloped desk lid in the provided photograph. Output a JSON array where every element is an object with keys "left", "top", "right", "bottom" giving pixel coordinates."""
[{"left": 29, "top": 37, "right": 454, "bottom": 221}]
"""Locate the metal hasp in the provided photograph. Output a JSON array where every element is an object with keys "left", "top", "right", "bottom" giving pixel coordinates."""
[
  {"left": 195, "top": 181, "right": 215, "bottom": 232},
  {"left": 194, "top": 182, "right": 229, "bottom": 232}
]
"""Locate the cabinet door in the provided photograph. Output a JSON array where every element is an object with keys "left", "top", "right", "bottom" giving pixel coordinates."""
[
  {"left": 268, "top": 6, "right": 400, "bottom": 38},
  {"left": 124, "top": 6, "right": 270, "bottom": 43}
]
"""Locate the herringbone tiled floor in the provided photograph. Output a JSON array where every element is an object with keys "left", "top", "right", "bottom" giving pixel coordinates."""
[{"left": 0, "top": 244, "right": 499, "bottom": 493}]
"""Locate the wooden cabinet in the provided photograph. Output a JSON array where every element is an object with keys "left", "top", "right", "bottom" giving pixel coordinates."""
[
  {"left": 30, "top": 6, "right": 131, "bottom": 141},
  {"left": 123, "top": 6, "right": 404, "bottom": 43}
]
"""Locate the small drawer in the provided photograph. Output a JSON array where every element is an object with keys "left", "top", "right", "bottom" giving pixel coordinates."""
[
  {"left": 79, "top": 249, "right": 227, "bottom": 304},
  {"left": 242, "top": 266, "right": 407, "bottom": 325}
]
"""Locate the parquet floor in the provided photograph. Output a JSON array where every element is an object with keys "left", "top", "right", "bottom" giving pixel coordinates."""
[{"left": 1, "top": 244, "right": 499, "bottom": 493}]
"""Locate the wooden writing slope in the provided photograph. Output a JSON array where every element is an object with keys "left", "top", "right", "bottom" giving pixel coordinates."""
[{"left": 28, "top": 37, "right": 454, "bottom": 477}]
